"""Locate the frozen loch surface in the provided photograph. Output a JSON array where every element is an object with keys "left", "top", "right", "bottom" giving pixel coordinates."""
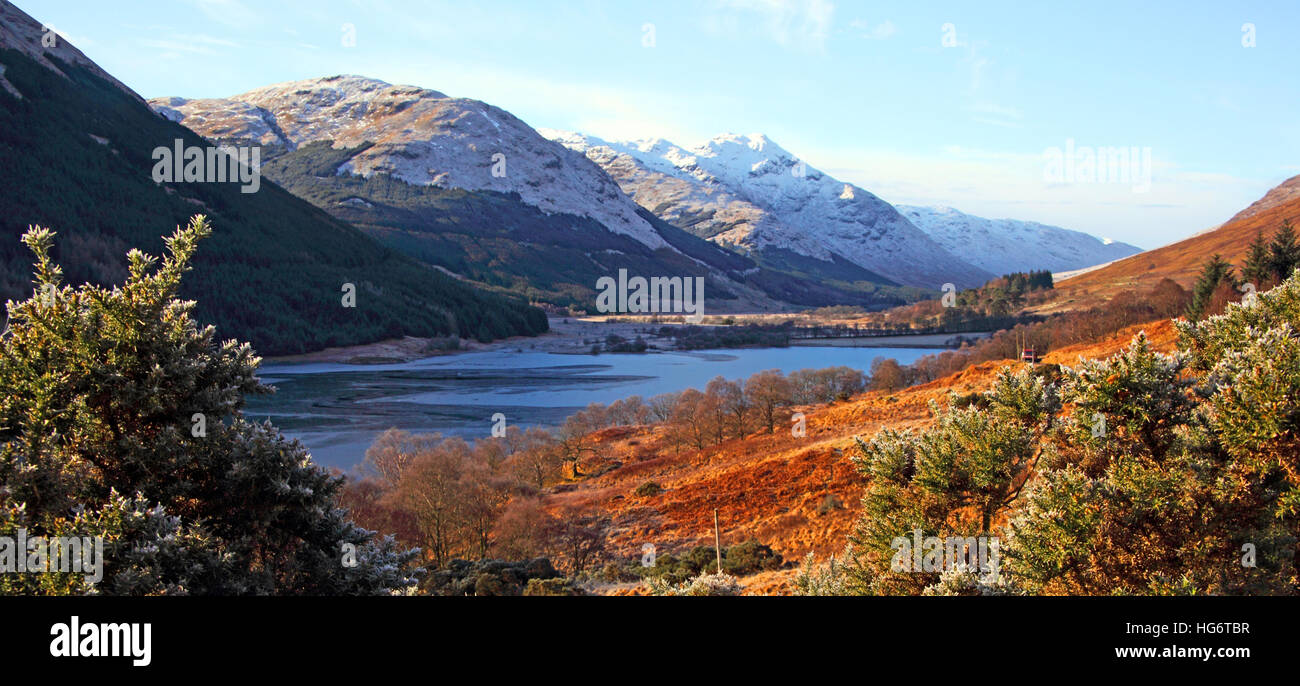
[{"left": 248, "top": 346, "right": 934, "bottom": 470}]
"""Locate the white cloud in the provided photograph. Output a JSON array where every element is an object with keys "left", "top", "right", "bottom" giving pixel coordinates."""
[
  {"left": 707, "top": 0, "right": 836, "bottom": 51},
  {"left": 374, "top": 62, "right": 709, "bottom": 147},
  {"left": 967, "top": 102, "right": 1023, "bottom": 128},
  {"left": 186, "top": 0, "right": 262, "bottom": 28},
  {"left": 140, "top": 33, "right": 240, "bottom": 56},
  {"left": 140, "top": 40, "right": 218, "bottom": 56},
  {"left": 804, "top": 143, "right": 1265, "bottom": 249},
  {"left": 849, "top": 18, "right": 895, "bottom": 40}
]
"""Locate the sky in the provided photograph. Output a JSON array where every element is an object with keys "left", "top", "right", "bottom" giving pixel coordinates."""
[{"left": 20, "top": 0, "right": 1300, "bottom": 249}]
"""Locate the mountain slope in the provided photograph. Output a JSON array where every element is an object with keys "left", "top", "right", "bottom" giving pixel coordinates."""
[
  {"left": 1051, "top": 177, "right": 1300, "bottom": 306},
  {"left": 152, "top": 75, "right": 671, "bottom": 251},
  {"left": 896, "top": 205, "right": 1141, "bottom": 275},
  {"left": 1226, "top": 174, "right": 1300, "bottom": 225},
  {"left": 0, "top": 2, "right": 547, "bottom": 354},
  {"left": 154, "top": 77, "right": 918, "bottom": 311},
  {"left": 542, "top": 130, "right": 994, "bottom": 290}
]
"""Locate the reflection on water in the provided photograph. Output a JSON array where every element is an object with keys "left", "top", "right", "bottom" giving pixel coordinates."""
[{"left": 247, "top": 346, "right": 934, "bottom": 471}]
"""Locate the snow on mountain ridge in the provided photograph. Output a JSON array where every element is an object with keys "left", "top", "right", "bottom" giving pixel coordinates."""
[
  {"left": 897, "top": 205, "right": 1143, "bottom": 275},
  {"left": 150, "top": 76, "right": 668, "bottom": 250},
  {"left": 543, "top": 129, "right": 992, "bottom": 289}
]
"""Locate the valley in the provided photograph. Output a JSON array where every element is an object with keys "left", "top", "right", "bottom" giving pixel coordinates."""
[
  {"left": 251, "top": 333, "right": 939, "bottom": 470},
  {"left": 4, "top": 0, "right": 1298, "bottom": 612}
]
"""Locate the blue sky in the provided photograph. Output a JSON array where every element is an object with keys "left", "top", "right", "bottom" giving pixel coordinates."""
[{"left": 22, "top": 0, "right": 1300, "bottom": 249}]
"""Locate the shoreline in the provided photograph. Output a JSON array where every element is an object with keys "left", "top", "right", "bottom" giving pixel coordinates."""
[
  {"left": 263, "top": 317, "right": 676, "bottom": 365},
  {"left": 264, "top": 317, "right": 981, "bottom": 365}
]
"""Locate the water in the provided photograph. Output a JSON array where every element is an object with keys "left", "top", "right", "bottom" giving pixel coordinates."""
[{"left": 246, "top": 346, "right": 935, "bottom": 471}]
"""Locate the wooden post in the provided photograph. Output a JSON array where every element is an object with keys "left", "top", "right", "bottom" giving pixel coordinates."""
[{"left": 713, "top": 509, "right": 722, "bottom": 574}]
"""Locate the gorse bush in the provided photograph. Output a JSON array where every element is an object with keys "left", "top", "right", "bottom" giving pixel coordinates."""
[
  {"left": 841, "top": 268, "right": 1300, "bottom": 595},
  {"left": 421, "top": 557, "right": 562, "bottom": 596},
  {"left": 646, "top": 570, "right": 743, "bottom": 596},
  {"left": 0, "top": 217, "right": 417, "bottom": 595},
  {"left": 634, "top": 481, "right": 663, "bottom": 497},
  {"left": 632, "top": 540, "right": 783, "bottom": 583},
  {"left": 793, "top": 550, "right": 850, "bottom": 596}
]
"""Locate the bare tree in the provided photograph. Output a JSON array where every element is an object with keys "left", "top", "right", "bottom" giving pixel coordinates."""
[
  {"left": 491, "top": 497, "right": 551, "bottom": 560},
  {"left": 393, "top": 443, "right": 465, "bottom": 567},
  {"left": 543, "top": 511, "right": 609, "bottom": 575},
  {"left": 704, "top": 376, "right": 737, "bottom": 443},
  {"left": 670, "top": 388, "right": 721, "bottom": 449},
  {"left": 869, "top": 357, "right": 906, "bottom": 393},
  {"left": 746, "top": 369, "right": 794, "bottom": 433},
  {"left": 648, "top": 392, "right": 681, "bottom": 423},
  {"left": 712, "top": 377, "right": 751, "bottom": 438},
  {"left": 363, "top": 428, "right": 443, "bottom": 487},
  {"left": 504, "top": 427, "right": 562, "bottom": 489}
]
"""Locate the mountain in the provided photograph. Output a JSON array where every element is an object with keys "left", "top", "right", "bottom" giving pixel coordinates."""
[
  {"left": 152, "top": 76, "right": 913, "bottom": 311},
  {"left": 1226, "top": 174, "right": 1300, "bottom": 225},
  {"left": 0, "top": 0, "right": 138, "bottom": 102},
  {"left": 0, "top": 1, "right": 547, "bottom": 355},
  {"left": 542, "top": 130, "right": 994, "bottom": 290},
  {"left": 151, "top": 76, "right": 672, "bottom": 251},
  {"left": 1052, "top": 176, "right": 1300, "bottom": 304},
  {"left": 896, "top": 205, "right": 1141, "bottom": 276}
]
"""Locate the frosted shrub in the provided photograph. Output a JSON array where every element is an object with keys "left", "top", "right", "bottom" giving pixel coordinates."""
[
  {"left": 842, "top": 268, "right": 1300, "bottom": 595},
  {"left": 793, "top": 551, "right": 850, "bottom": 596},
  {"left": 647, "top": 570, "right": 743, "bottom": 596}
]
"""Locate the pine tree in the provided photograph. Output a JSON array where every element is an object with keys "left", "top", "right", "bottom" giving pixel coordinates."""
[
  {"left": 0, "top": 216, "right": 419, "bottom": 595},
  {"left": 1241, "top": 230, "right": 1272, "bottom": 289},
  {"left": 1186, "top": 253, "right": 1236, "bottom": 320},
  {"left": 1269, "top": 219, "right": 1300, "bottom": 282}
]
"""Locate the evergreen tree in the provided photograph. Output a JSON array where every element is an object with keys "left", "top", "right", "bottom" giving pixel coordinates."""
[
  {"left": 0, "top": 216, "right": 419, "bottom": 595},
  {"left": 1186, "top": 254, "right": 1236, "bottom": 320},
  {"left": 1241, "top": 230, "right": 1273, "bottom": 289},
  {"left": 1269, "top": 220, "right": 1300, "bottom": 283}
]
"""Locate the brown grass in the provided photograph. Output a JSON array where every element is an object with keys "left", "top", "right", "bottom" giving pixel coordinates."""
[
  {"left": 1048, "top": 183, "right": 1300, "bottom": 309},
  {"left": 549, "top": 318, "right": 1179, "bottom": 595}
]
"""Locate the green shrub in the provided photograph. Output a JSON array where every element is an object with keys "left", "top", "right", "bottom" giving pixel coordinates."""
[
  {"left": 523, "top": 577, "right": 585, "bottom": 596},
  {"left": 722, "top": 540, "right": 784, "bottom": 575},
  {"left": 629, "top": 540, "right": 783, "bottom": 582},
  {"left": 423, "top": 558, "right": 561, "bottom": 596}
]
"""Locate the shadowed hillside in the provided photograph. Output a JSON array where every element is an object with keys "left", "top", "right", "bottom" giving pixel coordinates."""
[{"left": 0, "top": 4, "right": 547, "bottom": 355}]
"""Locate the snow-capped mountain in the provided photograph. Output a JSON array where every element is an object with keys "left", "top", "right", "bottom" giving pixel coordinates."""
[
  {"left": 153, "top": 76, "right": 930, "bottom": 312},
  {"left": 896, "top": 206, "right": 1142, "bottom": 276},
  {"left": 542, "top": 130, "right": 993, "bottom": 289},
  {"left": 150, "top": 75, "right": 668, "bottom": 250}
]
